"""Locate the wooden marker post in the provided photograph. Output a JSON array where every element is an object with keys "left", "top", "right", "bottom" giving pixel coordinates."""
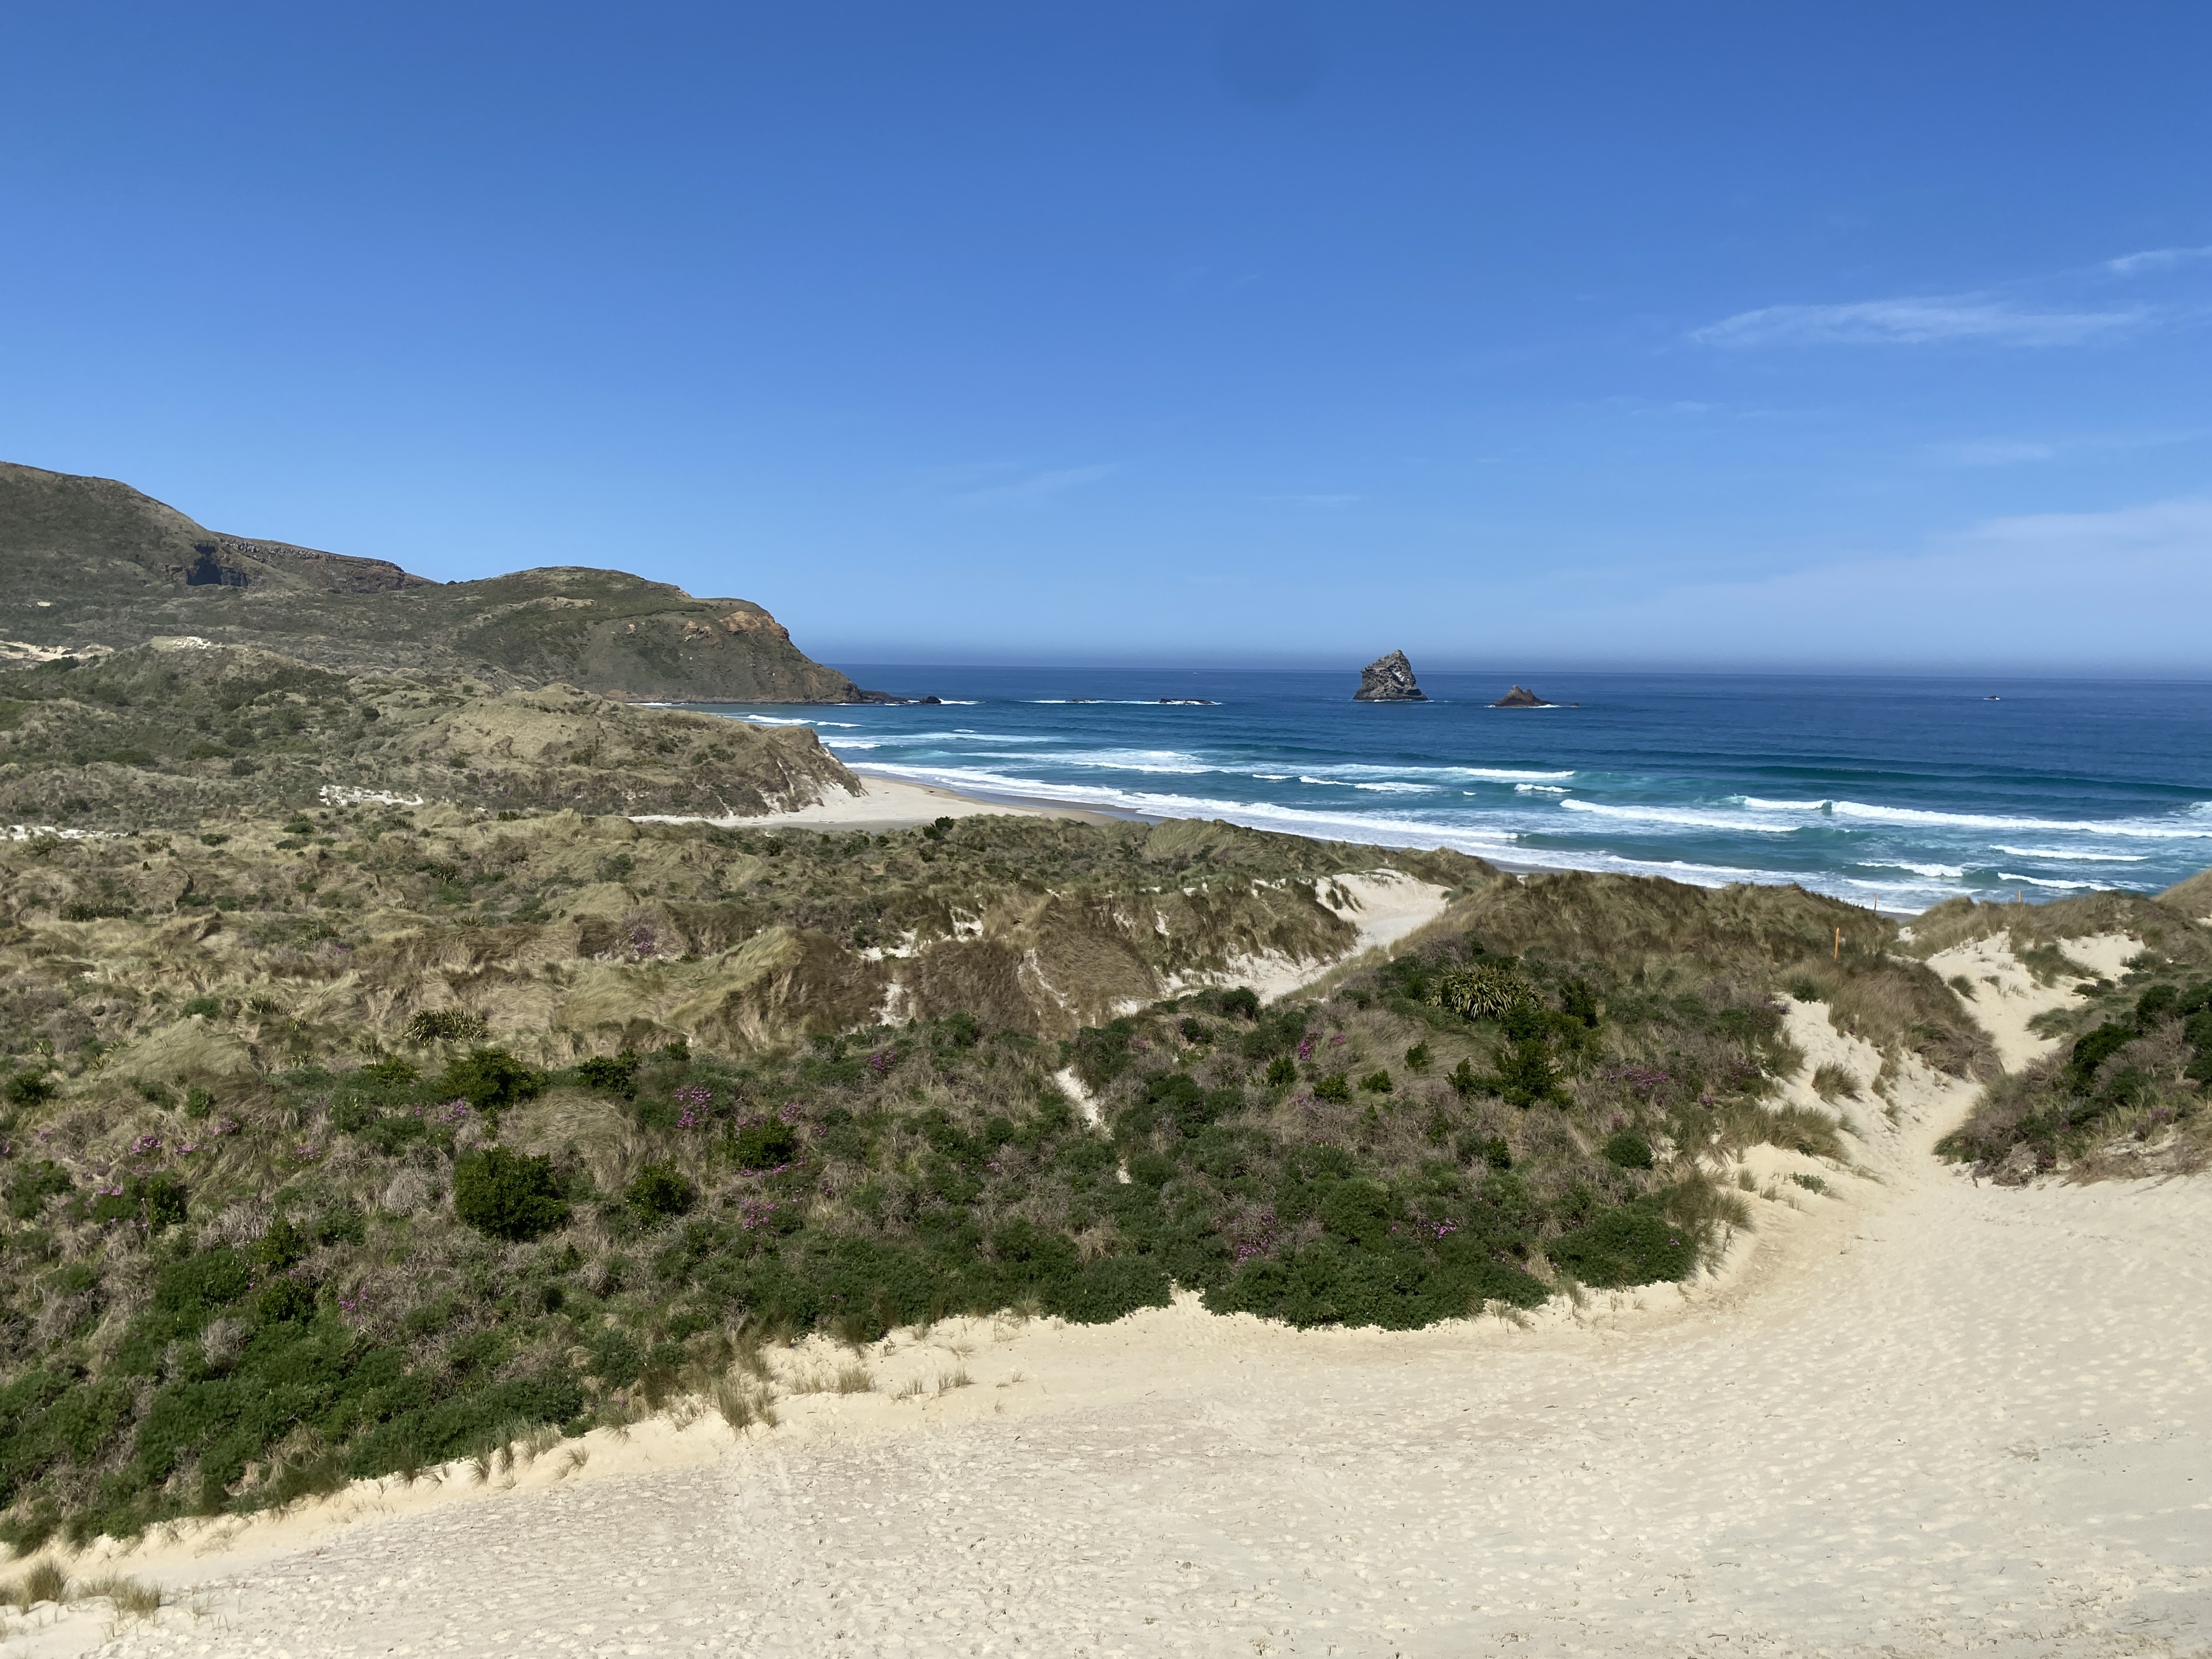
[{"left": 1833, "top": 926, "right": 1841, "bottom": 962}]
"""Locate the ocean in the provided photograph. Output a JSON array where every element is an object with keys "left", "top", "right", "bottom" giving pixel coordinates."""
[{"left": 696, "top": 667, "right": 2212, "bottom": 912}]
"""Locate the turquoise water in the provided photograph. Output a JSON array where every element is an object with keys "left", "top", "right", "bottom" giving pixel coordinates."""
[{"left": 696, "top": 668, "right": 2212, "bottom": 912}]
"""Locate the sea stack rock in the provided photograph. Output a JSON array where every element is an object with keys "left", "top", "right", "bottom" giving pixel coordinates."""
[
  {"left": 1490, "top": 685, "right": 1553, "bottom": 708},
  {"left": 1354, "top": 651, "right": 1428, "bottom": 702}
]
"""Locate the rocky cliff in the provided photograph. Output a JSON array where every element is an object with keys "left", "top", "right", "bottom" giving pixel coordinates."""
[
  {"left": 1353, "top": 650, "right": 1428, "bottom": 702},
  {"left": 1, "top": 460, "right": 878, "bottom": 704}
]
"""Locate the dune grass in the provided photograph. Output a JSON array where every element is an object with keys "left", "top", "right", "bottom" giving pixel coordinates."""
[{"left": 0, "top": 797, "right": 2068, "bottom": 1550}]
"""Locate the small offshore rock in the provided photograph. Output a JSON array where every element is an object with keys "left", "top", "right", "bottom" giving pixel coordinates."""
[
  {"left": 1353, "top": 651, "right": 1427, "bottom": 702},
  {"left": 1491, "top": 685, "right": 1554, "bottom": 708}
]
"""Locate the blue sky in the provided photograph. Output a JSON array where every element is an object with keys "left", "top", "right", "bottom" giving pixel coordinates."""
[{"left": 3, "top": 3, "right": 2208, "bottom": 673}]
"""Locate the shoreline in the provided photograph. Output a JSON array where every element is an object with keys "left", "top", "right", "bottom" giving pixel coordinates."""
[
  {"left": 731, "top": 769, "right": 1914, "bottom": 916},
  {"left": 634, "top": 771, "right": 1126, "bottom": 833}
]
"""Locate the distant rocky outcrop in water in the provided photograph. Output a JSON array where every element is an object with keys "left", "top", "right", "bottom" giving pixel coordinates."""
[
  {"left": 1354, "top": 651, "right": 1427, "bottom": 702},
  {"left": 1491, "top": 685, "right": 1554, "bottom": 708}
]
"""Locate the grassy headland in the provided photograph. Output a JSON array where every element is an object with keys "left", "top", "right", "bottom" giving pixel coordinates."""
[{"left": 2, "top": 459, "right": 876, "bottom": 703}]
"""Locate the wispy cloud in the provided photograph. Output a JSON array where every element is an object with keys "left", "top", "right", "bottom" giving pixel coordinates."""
[
  {"left": 955, "top": 463, "right": 1116, "bottom": 505},
  {"left": 1544, "top": 496, "right": 2212, "bottom": 667},
  {"left": 1258, "top": 492, "right": 1362, "bottom": 506},
  {"left": 1693, "top": 295, "right": 2146, "bottom": 348},
  {"left": 1926, "top": 439, "right": 2057, "bottom": 467},
  {"left": 2106, "top": 244, "right": 2212, "bottom": 276},
  {"left": 1923, "top": 426, "right": 2212, "bottom": 468}
]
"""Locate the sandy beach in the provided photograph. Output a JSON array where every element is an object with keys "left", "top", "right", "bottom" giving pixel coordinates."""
[
  {"left": 635, "top": 771, "right": 1127, "bottom": 834},
  {"left": 15, "top": 931, "right": 2206, "bottom": 1658}
]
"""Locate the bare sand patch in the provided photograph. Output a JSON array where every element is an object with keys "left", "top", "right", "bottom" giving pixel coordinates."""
[
  {"left": 1925, "top": 929, "right": 2142, "bottom": 1071},
  {"left": 1161, "top": 868, "right": 1457, "bottom": 1005}
]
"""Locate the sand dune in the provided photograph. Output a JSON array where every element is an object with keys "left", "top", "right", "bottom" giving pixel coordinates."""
[{"left": 20, "top": 945, "right": 2210, "bottom": 1658}]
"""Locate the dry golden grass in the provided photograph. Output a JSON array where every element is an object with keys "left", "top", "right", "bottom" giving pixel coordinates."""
[{"left": 74, "top": 1572, "right": 162, "bottom": 1617}]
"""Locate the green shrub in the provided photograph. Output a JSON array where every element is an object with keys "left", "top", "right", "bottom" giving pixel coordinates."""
[
  {"left": 1547, "top": 1198, "right": 1695, "bottom": 1287},
  {"left": 1358, "top": 1070, "right": 1393, "bottom": 1094},
  {"left": 4, "top": 1070, "right": 54, "bottom": 1108},
  {"left": 1313, "top": 1072, "right": 1352, "bottom": 1104},
  {"left": 59, "top": 901, "right": 131, "bottom": 922},
  {"left": 182, "top": 1087, "right": 215, "bottom": 1119},
  {"left": 626, "top": 1164, "right": 696, "bottom": 1223},
  {"left": 1602, "top": 1130, "right": 1655, "bottom": 1170},
  {"left": 180, "top": 996, "right": 221, "bottom": 1020},
  {"left": 90, "top": 1174, "right": 188, "bottom": 1232},
  {"left": 1403, "top": 1042, "right": 1432, "bottom": 1073},
  {"left": 1263, "top": 1056, "right": 1297, "bottom": 1090},
  {"left": 577, "top": 1051, "right": 641, "bottom": 1097},
  {"left": 2068, "top": 1023, "right": 2134, "bottom": 1089},
  {"left": 7, "top": 1162, "right": 74, "bottom": 1221},
  {"left": 252, "top": 1216, "right": 307, "bottom": 1270},
  {"left": 730, "top": 1119, "right": 800, "bottom": 1171},
  {"left": 1560, "top": 978, "right": 1601, "bottom": 1027},
  {"left": 254, "top": 1277, "right": 317, "bottom": 1324},
  {"left": 1495, "top": 1040, "right": 1563, "bottom": 1109},
  {"left": 454, "top": 1149, "right": 570, "bottom": 1242},
  {"left": 1213, "top": 986, "right": 1260, "bottom": 1020},
  {"left": 439, "top": 1048, "right": 544, "bottom": 1113},
  {"left": 404, "top": 1008, "right": 490, "bottom": 1045}
]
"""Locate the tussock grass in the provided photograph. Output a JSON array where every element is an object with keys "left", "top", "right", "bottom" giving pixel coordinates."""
[
  {"left": 1811, "top": 1063, "right": 1861, "bottom": 1102},
  {"left": 74, "top": 1572, "right": 162, "bottom": 1617},
  {"left": 710, "top": 1375, "right": 777, "bottom": 1432},
  {"left": 9, "top": 1558, "right": 68, "bottom": 1609}
]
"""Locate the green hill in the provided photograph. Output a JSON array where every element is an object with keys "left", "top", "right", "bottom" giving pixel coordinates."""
[
  {"left": 1, "top": 461, "right": 877, "bottom": 704},
  {"left": 0, "top": 642, "right": 861, "bottom": 827}
]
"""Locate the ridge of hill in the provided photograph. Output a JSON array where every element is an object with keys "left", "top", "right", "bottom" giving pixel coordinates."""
[{"left": 1, "top": 461, "right": 877, "bottom": 704}]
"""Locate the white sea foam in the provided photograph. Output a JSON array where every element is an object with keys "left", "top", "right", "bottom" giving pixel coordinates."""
[
  {"left": 1860, "top": 860, "right": 1968, "bottom": 879},
  {"left": 1514, "top": 783, "right": 1571, "bottom": 795},
  {"left": 877, "top": 730, "right": 1060, "bottom": 744},
  {"left": 1830, "top": 800, "right": 2212, "bottom": 839},
  {"left": 1991, "top": 845, "right": 2150, "bottom": 862},
  {"left": 731, "top": 715, "right": 864, "bottom": 728},
  {"left": 1302, "top": 763, "right": 1576, "bottom": 783},
  {"left": 1352, "top": 782, "right": 1443, "bottom": 794},
  {"left": 1997, "top": 872, "right": 2096, "bottom": 890},
  {"left": 1741, "top": 797, "right": 1832, "bottom": 811},
  {"left": 1558, "top": 799, "right": 1800, "bottom": 834},
  {"left": 1049, "top": 748, "right": 1213, "bottom": 774}
]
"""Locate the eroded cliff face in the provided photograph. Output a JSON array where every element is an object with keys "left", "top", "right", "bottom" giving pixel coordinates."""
[{"left": 1, "top": 461, "right": 876, "bottom": 703}]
